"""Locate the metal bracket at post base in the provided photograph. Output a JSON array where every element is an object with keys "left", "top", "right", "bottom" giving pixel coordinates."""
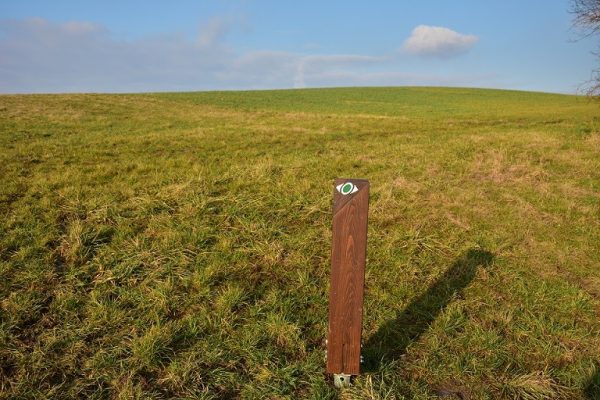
[
  {"left": 327, "top": 341, "right": 363, "bottom": 389},
  {"left": 333, "top": 373, "right": 352, "bottom": 388}
]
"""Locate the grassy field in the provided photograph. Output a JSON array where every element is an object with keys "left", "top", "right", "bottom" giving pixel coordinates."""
[{"left": 0, "top": 87, "right": 599, "bottom": 399}]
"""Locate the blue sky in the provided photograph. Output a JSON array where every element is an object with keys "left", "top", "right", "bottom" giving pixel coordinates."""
[{"left": 0, "top": 0, "right": 596, "bottom": 93}]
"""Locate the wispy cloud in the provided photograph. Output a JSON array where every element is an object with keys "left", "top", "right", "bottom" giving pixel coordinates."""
[
  {"left": 0, "top": 17, "right": 233, "bottom": 92},
  {"left": 402, "top": 25, "right": 478, "bottom": 58},
  {"left": 197, "top": 16, "right": 231, "bottom": 48},
  {"left": 299, "top": 70, "right": 497, "bottom": 88},
  {"left": 220, "top": 51, "right": 298, "bottom": 88},
  {"left": 293, "top": 54, "right": 384, "bottom": 88},
  {"left": 0, "top": 18, "right": 490, "bottom": 93}
]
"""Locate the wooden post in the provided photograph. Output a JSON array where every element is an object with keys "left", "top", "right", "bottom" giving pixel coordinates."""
[{"left": 327, "top": 178, "right": 369, "bottom": 386}]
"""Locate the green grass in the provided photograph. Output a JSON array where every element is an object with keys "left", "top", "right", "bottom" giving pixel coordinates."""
[{"left": 0, "top": 87, "right": 599, "bottom": 399}]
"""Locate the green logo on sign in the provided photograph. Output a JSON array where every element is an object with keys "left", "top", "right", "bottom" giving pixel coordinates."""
[{"left": 336, "top": 182, "right": 359, "bottom": 195}]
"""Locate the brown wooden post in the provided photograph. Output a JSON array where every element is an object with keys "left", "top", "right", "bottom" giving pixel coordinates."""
[{"left": 327, "top": 178, "right": 369, "bottom": 387}]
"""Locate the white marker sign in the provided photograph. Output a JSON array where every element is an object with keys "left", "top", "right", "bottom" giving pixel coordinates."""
[{"left": 336, "top": 182, "right": 359, "bottom": 195}]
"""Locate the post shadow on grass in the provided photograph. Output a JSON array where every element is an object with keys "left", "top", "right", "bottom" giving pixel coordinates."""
[
  {"left": 585, "top": 365, "right": 600, "bottom": 400},
  {"left": 362, "top": 248, "right": 494, "bottom": 372}
]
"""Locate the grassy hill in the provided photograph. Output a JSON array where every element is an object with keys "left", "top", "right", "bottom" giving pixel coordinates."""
[{"left": 1, "top": 87, "right": 599, "bottom": 399}]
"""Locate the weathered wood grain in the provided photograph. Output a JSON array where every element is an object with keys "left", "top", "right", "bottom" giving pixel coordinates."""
[{"left": 327, "top": 178, "right": 369, "bottom": 375}]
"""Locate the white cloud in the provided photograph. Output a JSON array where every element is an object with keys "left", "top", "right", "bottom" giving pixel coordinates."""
[{"left": 402, "top": 25, "right": 478, "bottom": 58}]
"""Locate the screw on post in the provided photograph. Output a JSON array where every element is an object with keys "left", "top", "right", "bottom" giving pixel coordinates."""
[{"left": 326, "top": 178, "right": 369, "bottom": 388}]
